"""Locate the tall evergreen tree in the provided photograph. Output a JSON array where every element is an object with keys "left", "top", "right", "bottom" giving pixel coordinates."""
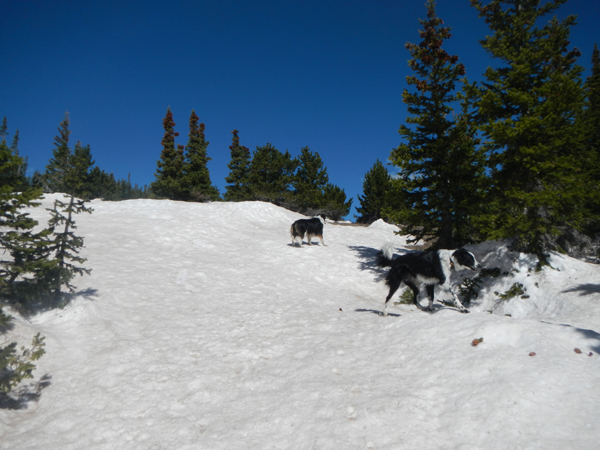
[
  {"left": 0, "top": 118, "right": 7, "bottom": 142},
  {"left": 44, "top": 113, "right": 72, "bottom": 193},
  {"left": 583, "top": 43, "right": 600, "bottom": 236},
  {"left": 291, "top": 147, "right": 329, "bottom": 214},
  {"left": 389, "top": 0, "right": 484, "bottom": 248},
  {"left": 356, "top": 159, "right": 393, "bottom": 224},
  {"left": 151, "top": 108, "right": 184, "bottom": 200},
  {"left": 224, "top": 130, "right": 252, "bottom": 201},
  {"left": 181, "top": 110, "right": 219, "bottom": 202},
  {"left": 470, "top": 0, "right": 587, "bottom": 254}
]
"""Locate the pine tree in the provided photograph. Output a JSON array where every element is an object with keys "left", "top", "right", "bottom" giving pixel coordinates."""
[
  {"left": 321, "top": 183, "right": 353, "bottom": 221},
  {"left": 389, "top": 0, "right": 484, "bottom": 248},
  {"left": 181, "top": 110, "right": 219, "bottom": 202},
  {"left": 0, "top": 313, "right": 45, "bottom": 396},
  {"left": 356, "top": 159, "right": 392, "bottom": 224},
  {"left": 583, "top": 43, "right": 600, "bottom": 236},
  {"left": 0, "top": 130, "right": 54, "bottom": 305},
  {"left": 151, "top": 108, "right": 184, "bottom": 200},
  {"left": 0, "top": 118, "right": 7, "bottom": 142},
  {"left": 41, "top": 119, "right": 94, "bottom": 298},
  {"left": 224, "top": 130, "right": 252, "bottom": 201},
  {"left": 470, "top": 0, "right": 587, "bottom": 254},
  {"left": 247, "top": 143, "right": 297, "bottom": 206},
  {"left": 44, "top": 113, "right": 72, "bottom": 193},
  {"left": 291, "top": 147, "right": 329, "bottom": 214},
  {"left": 45, "top": 195, "right": 92, "bottom": 295}
]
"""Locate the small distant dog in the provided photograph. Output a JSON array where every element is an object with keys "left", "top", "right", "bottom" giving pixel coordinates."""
[
  {"left": 290, "top": 215, "right": 327, "bottom": 247},
  {"left": 376, "top": 244, "right": 480, "bottom": 315}
]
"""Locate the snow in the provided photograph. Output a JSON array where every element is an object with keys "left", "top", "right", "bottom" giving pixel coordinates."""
[{"left": 1, "top": 194, "right": 599, "bottom": 449}]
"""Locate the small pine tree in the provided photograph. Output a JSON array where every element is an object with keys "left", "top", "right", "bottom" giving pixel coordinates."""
[
  {"left": 181, "top": 111, "right": 220, "bottom": 202},
  {"left": 321, "top": 183, "right": 353, "bottom": 221},
  {"left": 151, "top": 108, "right": 184, "bottom": 200},
  {"left": 224, "top": 130, "right": 252, "bottom": 201},
  {"left": 45, "top": 195, "right": 92, "bottom": 295},
  {"left": 0, "top": 309, "right": 45, "bottom": 395},
  {"left": 356, "top": 159, "right": 392, "bottom": 224}
]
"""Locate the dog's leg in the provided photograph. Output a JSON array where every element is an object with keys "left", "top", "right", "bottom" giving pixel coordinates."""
[
  {"left": 406, "top": 281, "right": 427, "bottom": 312},
  {"left": 382, "top": 279, "right": 402, "bottom": 316},
  {"left": 451, "top": 287, "right": 469, "bottom": 313},
  {"left": 318, "top": 234, "right": 326, "bottom": 246},
  {"left": 441, "top": 284, "right": 469, "bottom": 313},
  {"left": 425, "top": 284, "right": 435, "bottom": 312},
  {"left": 306, "top": 233, "right": 312, "bottom": 245}
]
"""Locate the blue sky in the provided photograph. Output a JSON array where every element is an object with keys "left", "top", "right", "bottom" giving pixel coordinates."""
[{"left": 3, "top": 0, "right": 599, "bottom": 219}]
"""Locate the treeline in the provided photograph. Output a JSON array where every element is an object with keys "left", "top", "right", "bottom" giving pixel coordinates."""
[
  {"left": 152, "top": 108, "right": 352, "bottom": 220},
  {"left": 3, "top": 104, "right": 353, "bottom": 221},
  {"left": 356, "top": 0, "right": 600, "bottom": 259}
]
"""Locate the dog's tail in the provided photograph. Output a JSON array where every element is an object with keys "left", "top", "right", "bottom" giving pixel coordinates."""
[{"left": 376, "top": 243, "right": 395, "bottom": 268}]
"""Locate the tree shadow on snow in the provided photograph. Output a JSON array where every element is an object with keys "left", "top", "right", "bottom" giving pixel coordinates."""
[
  {"left": 347, "top": 245, "right": 389, "bottom": 281},
  {"left": 0, "top": 374, "right": 52, "bottom": 410},
  {"left": 543, "top": 322, "right": 600, "bottom": 354},
  {"left": 355, "top": 308, "right": 401, "bottom": 317},
  {"left": 562, "top": 283, "right": 600, "bottom": 296}
]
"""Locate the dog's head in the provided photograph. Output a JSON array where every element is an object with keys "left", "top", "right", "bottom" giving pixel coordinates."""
[
  {"left": 451, "top": 248, "right": 480, "bottom": 272},
  {"left": 317, "top": 214, "right": 327, "bottom": 225}
]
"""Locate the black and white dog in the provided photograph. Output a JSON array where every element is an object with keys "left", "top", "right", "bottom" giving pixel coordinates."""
[
  {"left": 376, "top": 243, "right": 480, "bottom": 315},
  {"left": 290, "top": 215, "right": 327, "bottom": 247}
]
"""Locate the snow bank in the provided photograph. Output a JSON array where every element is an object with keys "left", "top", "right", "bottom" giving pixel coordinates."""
[{"left": 1, "top": 197, "right": 599, "bottom": 449}]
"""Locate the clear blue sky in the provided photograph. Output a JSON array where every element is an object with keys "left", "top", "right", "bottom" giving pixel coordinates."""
[{"left": 3, "top": 0, "right": 599, "bottom": 219}]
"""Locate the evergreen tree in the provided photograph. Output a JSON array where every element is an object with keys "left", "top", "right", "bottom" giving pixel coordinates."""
[
  {"left": 356, "top": 159, "right": 393, "bottom": 224},
  {"left": 0, "top": 118, "right": 27, "bottom": 190},
  {"left": 389, "top": 0, "right": 484, "bottom": 248},
  {"left": 583, "top": 43, "right": 600, "bottom": 236},
  {"left": 41, "top": 119, "right": 93, "bottom": 297},
  {"left": 321, "top": 183, "right": 353, "bottom": 221},
  {"left": 247, "top": 143, "right": 297, "bottom": 206},
  {"left": 0, "top": 133, "right": 54, "bottom": 305},
  {"left": 0, "top": 309, "right": 45, "bottom": 396},
  {"left": 45, "top": 194, "right": 92, "bottom": 295},
  {"left": 181, "top": 110, "right": 219, "bottom": 202},
  {"left": 291, "top": 147, "right": 329, "bottom": 214},
  {"left": 0, "top": 118, "right": 7, "bottom": 142},
  {"left": 44, "top": 113, "right": 72, "bottom": 193},
  {"left": 470, "top": 0, "right": 587, "bottom": 254},
  {"left": 224, "top": 130, "right": 252, "bottom": 201},
  {"left": 151, "top": 108, "right": 184, "bottom": 200}
]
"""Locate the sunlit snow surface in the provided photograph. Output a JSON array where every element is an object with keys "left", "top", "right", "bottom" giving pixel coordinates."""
[{"left": 1, "top": 194, "right": 599, "bottom": 449}]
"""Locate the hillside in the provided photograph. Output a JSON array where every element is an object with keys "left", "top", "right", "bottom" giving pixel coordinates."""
[{"left": 1, "top": 195, "right": 599, "bottom": 449}]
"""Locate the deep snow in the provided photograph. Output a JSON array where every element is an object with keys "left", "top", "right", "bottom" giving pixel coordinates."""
[{"left": 1, "top": 194, "right": 599, "bottom": 449}]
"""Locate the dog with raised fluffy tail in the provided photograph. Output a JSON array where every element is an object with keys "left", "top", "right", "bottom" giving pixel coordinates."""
[
  {"left": 376, "top": 243, "right": 480, "bottom": 315},
  {"left": 290, "top": 215, "right": 326, "bottom": 247}
]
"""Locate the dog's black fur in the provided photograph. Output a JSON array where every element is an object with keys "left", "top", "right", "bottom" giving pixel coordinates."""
[
  {"left": 376, "top": 244, "right": 480, "bottom": 315},
  {"left": 290, "top": 215, "right": 326, "bottom": 247}
]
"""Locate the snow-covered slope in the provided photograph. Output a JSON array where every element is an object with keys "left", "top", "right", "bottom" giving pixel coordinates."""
[{"left": 1, "top": 195, "right": 599, "bottom": 449}]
